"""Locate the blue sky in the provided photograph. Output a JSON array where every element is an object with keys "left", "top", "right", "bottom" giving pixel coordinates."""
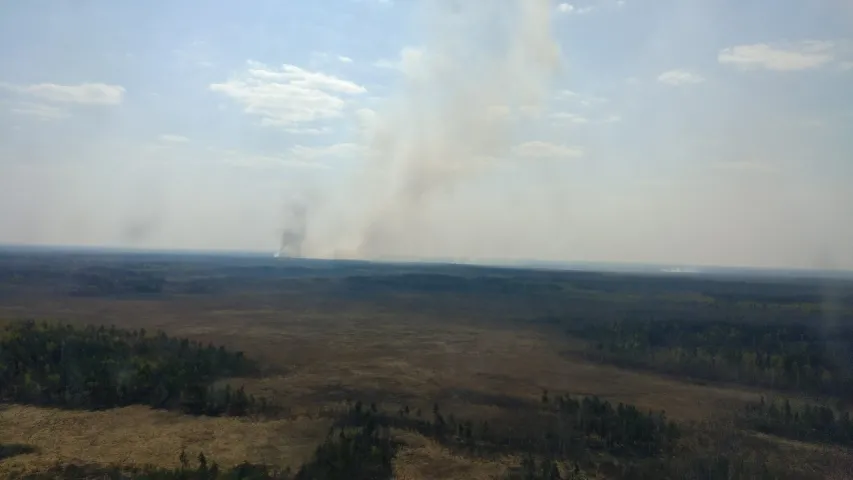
[{"left": 0, "top": 0, "right": 851, "bottom": 269}]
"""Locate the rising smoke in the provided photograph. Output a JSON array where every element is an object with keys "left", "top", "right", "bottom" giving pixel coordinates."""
[
  {"left": 298, "top": 0, "right": 561, "bottom": 260},
  {"left": 276, "top": 202, "right": 308, "bottom": 258}
]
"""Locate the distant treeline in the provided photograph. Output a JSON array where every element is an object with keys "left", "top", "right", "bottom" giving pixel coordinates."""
[
  {"left": 71, "top": 267, "right": 166, "bottom": 296},
  {"left": 345, "top": 270, "right": 853, "bottom": 305},
  {"left": 0, "top": 320, "right": 267, "bottom": 416},
  {"left": 344, "top": 273, "right": 563, "bottom": 296},
  {"left": 566, "top": 318, "right": 853, "bottom": 398}
]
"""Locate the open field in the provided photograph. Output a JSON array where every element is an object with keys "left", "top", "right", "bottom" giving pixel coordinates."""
[{"left": 1, "top": 250, "right": 852, "bottom": 478}]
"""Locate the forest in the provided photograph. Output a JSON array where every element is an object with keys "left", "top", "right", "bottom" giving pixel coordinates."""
[
  {"left": 0, "top": 320, "right": 799, "bottom": 479},
  {"left": 0, "top": 321, "right": 265, "bottom": 416},
  {"left": 2, "top": 251, "right": 852, "bottom": 479},
  {"left": 740, "top": 396, "right": 853, "bottom": 446},
  {"left": 564, "top": 318, "right": 853, "bottom": 398}
]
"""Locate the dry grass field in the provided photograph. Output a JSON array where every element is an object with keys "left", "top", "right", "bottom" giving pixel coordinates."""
[{"left": 1, "top": 252, "right": 852, "bottom": 478}]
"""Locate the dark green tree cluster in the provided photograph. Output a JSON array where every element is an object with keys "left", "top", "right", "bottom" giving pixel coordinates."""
[
  {"left": 741, "top": 396, "right": 853, "bottom": 445},
  {"left": 335, "top": 393, "right": 678, "bottom": 464},
  {"left": 547, "top": 393, "right": 679, "bottom": 457},
  {"left": 0, "top": 443, "right": 36, "bottom": 461},
  {"left": 292, "top": 412, "right": 396, "bottom": 479},
  {"left": 0, "top": 320, "right": 265, "bottom": 415},
  {"left": 568, "top": 319, "right": 853, "bottom": 396},
  {"left": 619, "top": 454, "right": 784, "bottom": 480},
  {"left": 512, "top": 454, "right": 577, "bottom": 479}
]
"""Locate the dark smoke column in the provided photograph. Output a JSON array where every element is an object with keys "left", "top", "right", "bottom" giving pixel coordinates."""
[{"left": 275, "top": 203, "right": 307, "bottom": 258}]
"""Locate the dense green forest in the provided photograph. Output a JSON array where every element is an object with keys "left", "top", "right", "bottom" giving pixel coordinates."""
[
  {"left": 564, "top": 318, "right": 853, "bottom": 397},
  {"left": 0, "top": 321, "right": 265, "bottom": 415},
  {"left": 740, "top": 396, "right": 853, "bottom": 446}
]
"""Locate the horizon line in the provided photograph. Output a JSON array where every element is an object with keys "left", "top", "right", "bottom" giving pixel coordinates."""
[{"left": 1, "top": 242, "right": 851, "bottom": 279}]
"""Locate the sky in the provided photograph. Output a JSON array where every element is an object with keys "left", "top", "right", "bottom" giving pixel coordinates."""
[{"left": 0, "top": 0, "right": 852, "bottom": 270}]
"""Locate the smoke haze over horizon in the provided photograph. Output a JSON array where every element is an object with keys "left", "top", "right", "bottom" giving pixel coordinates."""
[{"left": 1, "top": 0, "right": 852, "bottom": 270}]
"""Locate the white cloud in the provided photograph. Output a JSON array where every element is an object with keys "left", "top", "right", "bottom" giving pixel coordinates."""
[
  {"left": 283, "top": 126, "right": 333, "bottom": 135},
  {"left": 8, "top": 102, "right": 70, "bottom": 120},
  {"left": 289, "top": 143, "right": 362, "bottom": 159},
  {"left": 556, "top": 3, "right": 594, "bottom": 14},
  {"left": 513, "top": 141, "right": 584, "bottom": 158},
  {"left": 310, "top": 52, "right": 356, "bottom": 66},
  {"left": 210, "top": 61, "right": 366, "bottom": 129},
  {"left": 840, "top": 60, "right": 853, "bottom": 71},
  {"left": 1, "top": 82, "right": 125, "bottom": 105},
  {"left": 554, "top": 89, "right": 608, "bottom": 106},
  {"left": 158, "top": 134, "right": 189, "bottom": 143},
  {"left": 550, "top": 112, "right": 590, "bottom": 125},
  {"left": 555, "top": 89, "right": 578, "bottom": 99},
  {"left": 354, "top": 107, "right": 378, "bottom": 128},
  {"left": 657, "top": 69, "right": 706, "bottom": 86},
  {"left": 352, "top": 0, "right": 394, "bottom": 5},
  {"left": 718, "top": 41, "right": 836, "bottom": 71},
  {"left": 551, "top": 111, "right": 621, "bottom": 126}
]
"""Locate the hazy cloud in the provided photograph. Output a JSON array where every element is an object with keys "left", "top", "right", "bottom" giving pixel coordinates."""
[
  {"left": 8, "top": 101, "right": 70, "bottom": 120},
  {"left": 657, "top": 69, "right": 706, "bottom": 86},
  {"left": 514, "top": 141, "right": 584, "bottom": 158},
  {"left": 718, "top": 41, "right": 837, "bottom": 71},
  {"left": 550, "top": 112, "right": 590, "bottom": 125},
  {"left": 283, "top": 126, "right": 334, "bottom": 135},
  {"left": 1, "top": 82, "right": 125, "bottom": 105},
  {"left": 373, "top": 47, "right": 425, "bottom": 75},
  {"left": 211, "top": 147, "right": 334, "bottom": 170},
  {"left": 158, "top": 134, "right": 190, "bottom": 143},
  {"left": 289, "top": 143, "right": 362, "bottom": 159},
  {"left": 711, "top": 160, "right": 779, "bottom": 174},
  {"left": 556, "top": 3, "right": 594, "bottom": 14},
  {"left": 554, "top": 89, "right": 608, "bottom": 106}
]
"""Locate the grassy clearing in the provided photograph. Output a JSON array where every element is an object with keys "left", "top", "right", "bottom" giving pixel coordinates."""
[{"left": 0, "top": 404, "right": 329, "bottom": 476}]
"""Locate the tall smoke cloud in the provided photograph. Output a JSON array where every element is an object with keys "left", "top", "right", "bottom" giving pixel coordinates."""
[
  {"left": 276, "top": 201, "right": 308, "bottom": 258},
  {"left": 301, "top": 0, "right": 561, "bottom": 260}
]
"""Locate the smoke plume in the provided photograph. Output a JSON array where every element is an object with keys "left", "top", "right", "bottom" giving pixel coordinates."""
[
  {"left": 276, "top": 202, "right": 308, "bottom": 258},
  {"left": 310, "top": 0, "right": 561, "bottom": 260}
]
